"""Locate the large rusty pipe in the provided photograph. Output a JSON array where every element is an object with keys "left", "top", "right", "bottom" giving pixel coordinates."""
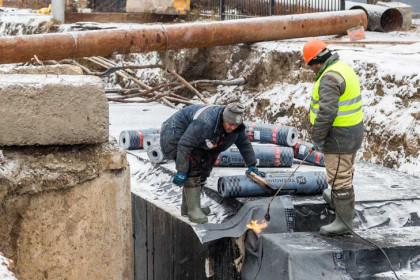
[{"left": 0, "top": 10, "right": 367, "bottom": 64}]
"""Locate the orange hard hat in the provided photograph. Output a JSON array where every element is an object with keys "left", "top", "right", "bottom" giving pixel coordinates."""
[{"left": 303, "top": 39, "right": 328, "bottom": 65}]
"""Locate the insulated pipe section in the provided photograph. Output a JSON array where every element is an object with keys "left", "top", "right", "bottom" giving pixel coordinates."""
[
  {"left": 346, "top": 1, "right": 403, "bottom": 32},
  {"left": 119, "top": 129, "right": 160, "bottom": 150},
  {"left": 143, "top": 134, "right": 161, "bottom": 150},
  {"left": 294, "top": 141, "right": 325, "bottom": 167},
  {"left": 214, "top": 145, "right": 294, "bottom": 167},
  {"left": 218, "top": 171, "right": 328, "bottom": 198},
  {"left": 147, "top": 144, "right": 165, "bottom": 163},
  {"left": 245, "top": 121, "right": 298, "bottom": 147},
  {"left": 0, "top": 10, "right": 367, "bottom": 64}
]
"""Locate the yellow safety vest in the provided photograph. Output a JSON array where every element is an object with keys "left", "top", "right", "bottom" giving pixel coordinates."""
[{"left": 310, "top": 61, "right": 363, "bottom": 127}]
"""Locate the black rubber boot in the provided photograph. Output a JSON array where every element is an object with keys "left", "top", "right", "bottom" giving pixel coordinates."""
[
  {"left": 320, "top": 189, "right": 355, "bottom": 235},
  {"left": 181, "top": 188, "right": 210, "bottom": 216},
  {"left": 184, "top": 186, "right": 208, "bottom": 224},
  {"left": 183, "top": 177, "right": 208, "bottom": 224}
]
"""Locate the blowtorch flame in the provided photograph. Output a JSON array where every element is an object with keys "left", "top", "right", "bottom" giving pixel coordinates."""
[{"left": 246, "top": 219, "right": 268, "bottom": 234}]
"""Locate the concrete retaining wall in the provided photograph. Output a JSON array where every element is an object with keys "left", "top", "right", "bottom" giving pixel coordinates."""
[
  {"left": 0, "top": 142, "right": 133, "bottom": 280},
  {"left": 0, "top": 74, "right": 108, "bottom": 146}
]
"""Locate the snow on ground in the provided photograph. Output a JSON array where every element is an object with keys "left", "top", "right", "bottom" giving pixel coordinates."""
[
  {"left": 0, "top": 7, "right": 51, "bottom": 35},
  {"left": 0, "top": 253, "right": 16, "bottom": 280}
]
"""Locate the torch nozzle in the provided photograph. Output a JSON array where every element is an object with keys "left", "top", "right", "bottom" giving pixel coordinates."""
[{"left": 264, "top": 212, "right": 271, "bottom": 222}]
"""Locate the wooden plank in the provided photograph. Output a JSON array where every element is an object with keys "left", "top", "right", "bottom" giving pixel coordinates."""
[
  {"left": 132, "top": 193, "right": 148, "bottom": 280},
  {"left": 132, "top": 192, "right": 238, "bottom": 279},
  {"left": 210, "top": 239, "right": 241, "bottom": 280},
  {"left": 147, "top": 203, "right": 155, "bottom": 279},
  {"left": 153, "top": 209, "right": 174, "bottom": 280}
]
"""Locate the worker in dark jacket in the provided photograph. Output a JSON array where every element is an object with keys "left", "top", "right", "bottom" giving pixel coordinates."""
[
  {"left": 160, "top": 103, "right": 265, "bottom": 224},
  {"left": 303, "top": 39, "right": 364, "bottom": 235}
]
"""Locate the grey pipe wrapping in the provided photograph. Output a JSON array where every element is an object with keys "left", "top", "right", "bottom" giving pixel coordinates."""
[
  {"left": 118, "top": 129, "right": 160, "bottom": 150},
  {"left": 214, "top": 145, "right": 294, "bottom": 167},
  {"left": 143, "top": 134, "right": 161, "bottom": 150},
  {"left": 147, "top": 144, "right": 165, "bottom": 163},
  {"left": 294, "top": 141, "right": 325, "bottom": 167},
  {"left": 218, "top": 171, "right": 328, "bottom": 198},
  {"left": 244, "top": 121, "right": 298, "bottom": 147},
  {"left": 346, "top": 1, "right": 403, "bottom": 32}
]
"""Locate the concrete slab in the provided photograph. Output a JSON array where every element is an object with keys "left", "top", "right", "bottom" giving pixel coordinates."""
[
  {"left": 0, "top": 74, "right": 108, "bottom": 146},
  {"left": 0, "top": 65, "right": 83, "bottom": 75}
]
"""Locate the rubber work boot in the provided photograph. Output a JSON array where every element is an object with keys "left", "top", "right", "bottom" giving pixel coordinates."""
[
  {"left": 184, "top": 182, "right": 208, "bottom": 224},
  {"left": 320, "top": 189, "right": 355, "bottom": 235},
  {"left": 181, "top": 188, "right": 211, "bottom": 216},
  {"left": 323, "top": 188, "right": 333, "bottom": 207}
]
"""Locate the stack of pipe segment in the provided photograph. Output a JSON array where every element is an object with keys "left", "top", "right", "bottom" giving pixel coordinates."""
[
  {"left": 346, "top": 1, "right": 403, "bottom": 32},
  {"left": 214, "top": 145, "right": 294, "bottom": 167},
  {"left": 293, "top": 141, "right": 325, "bottom": 167},
  {"left": 147, "top": 144, "right": 165, "bottom": 164},
  {"left": 118, "top": 129, "right": 159, "bottom": 150},
  {"left": 244, "top": 121, "right": 298, "bottom": 147},
  {"left": 143, "top": 134, "right": 161, "bottom": 150},
  {"left": 218, "top": 171, "right": 328, "bottom": 198}
]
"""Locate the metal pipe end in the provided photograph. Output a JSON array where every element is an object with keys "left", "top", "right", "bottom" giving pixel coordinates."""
[{"left": 381, "top": 8, "right": 403, "bottom": 32}]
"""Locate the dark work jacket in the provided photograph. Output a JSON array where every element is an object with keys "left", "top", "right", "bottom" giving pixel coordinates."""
[
  {"left": 160, "top": 105, "right": 257, "bottom": 177},
  {"left": 312, "top": 54, "right": 364, "bottom": 154}
]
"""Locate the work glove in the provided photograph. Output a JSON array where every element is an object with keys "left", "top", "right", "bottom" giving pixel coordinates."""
[
  {"left": 246, "top": 165, "right": 266, "bottom": 178},
  {"left": 173, "top": 171, "right": 188, "bottom": 186}
]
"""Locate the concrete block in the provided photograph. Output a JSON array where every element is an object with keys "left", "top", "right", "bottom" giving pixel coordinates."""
[
  {"left": 0, "top": 64, "right": 84, "bottom": 75},
  {"left": 0, "top": 74, "right": 108, "bottom": 146},
  {"left": 378, "top": 1, "right": 413, "bottom": 30}
]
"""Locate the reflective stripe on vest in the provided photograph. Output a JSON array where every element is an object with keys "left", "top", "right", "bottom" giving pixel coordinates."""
[
  {"left": 193, "top": 105, "right": 217, "bottom": 120},
  {"left": 310, "top": 60, "right": 363, "bottom": 127}
]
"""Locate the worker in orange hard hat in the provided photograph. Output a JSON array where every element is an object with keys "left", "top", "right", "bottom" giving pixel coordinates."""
[{"left": 302, "top": 39, "right": 364, "bottom": 236}]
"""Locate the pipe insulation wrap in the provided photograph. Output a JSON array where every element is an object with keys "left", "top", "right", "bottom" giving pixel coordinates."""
[
  {"left": 118, "top": 129, "right": 160, "bottom": 150},
  {"left": 147, "top": 144, "right": 165, "bottom": 163},
  {"left": 294, "top": 141, "right": 325, "bottom": 167},
  {"left": 215, "top": 145, "right": 294, "bottom": 167},
  {"left": 218, "top": 171, "right": 328, "bottom": 198},
  {"left": 143, "top": 134, "right": 161, "bottom": 150},
  {"left": 244, "top": 121, "right": 299, "bottom": 147}
]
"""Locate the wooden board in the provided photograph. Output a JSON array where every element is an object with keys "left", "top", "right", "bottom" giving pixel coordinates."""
[{"left": 132, "top": 192, "right": 241, "bottom": 280}]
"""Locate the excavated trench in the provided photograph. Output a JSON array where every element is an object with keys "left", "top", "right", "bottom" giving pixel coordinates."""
[{"left": 108, "top": 42, "right": 419, "bottom": 177}]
